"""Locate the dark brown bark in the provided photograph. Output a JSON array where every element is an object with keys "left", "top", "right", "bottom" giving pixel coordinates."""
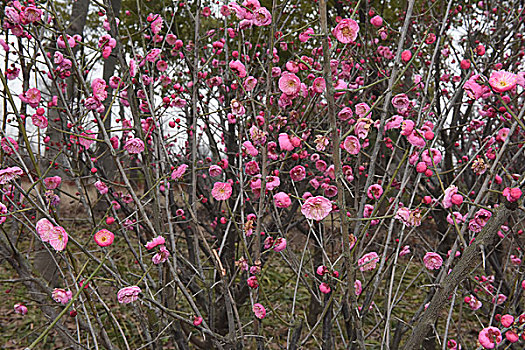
[
  {"left": 403, "top": 205, "right": 512, "bottom": 349},
  {"left": 35, "top": 0, "right": 91, "bottom": 288},
  {"left": 321, "top": 292, "right": 333, "bottom": 350},
  {"left": 97, "top": 0, "right": 122, "bottom": 180},
  {"left": 307, "top": 241, "right": 323, "bottom": 328}
]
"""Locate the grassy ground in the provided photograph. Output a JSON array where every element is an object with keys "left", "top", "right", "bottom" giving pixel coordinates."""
[{"left": 0, "top": 210, "right": 488, "bottom": 349}]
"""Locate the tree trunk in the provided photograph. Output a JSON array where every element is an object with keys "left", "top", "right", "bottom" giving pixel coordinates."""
[
  {"left": 35, "top": 0, "right": 91, "bottom": 287},
  {"left": 97, "top": 0, "right": 122, "bottom": 180}
]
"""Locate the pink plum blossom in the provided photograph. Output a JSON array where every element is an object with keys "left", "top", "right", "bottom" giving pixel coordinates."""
[
  {"left": 401, "top": 120, "right": 414, "bottom": 136},
  {"left": 78, "top": 131, "right": 96, "bottom": 149},
  {"left": 354, "top": 280, "right": 363, "bottom": 295},
  {"left": 496, "top": 128, "right": 510, "bottom": 142},
  {"left": 244, "top": 76, "right": 257, "bottom": 91},
  {"left": 465, "top": 295, "right": 482, "bottom": 310},
  {"left": 358, "top": 252, "right": 379, "bottom": 271},
  {"left": 124, "top": 138, "right": 145, "bottom": 154},
  {"left": 317, "top": 265, "right": 328, "bottom": 276},
  {"left": 290, "top": 165, "right": 306, "bottom": 181},
  {"left": 212, "top": 182, "right": 233, "bottom": 201},
  {"left": 446, "top": 212, "right": 466, "bottom": 225},
  {"left": 265, "top": 175, "right": 280, "bottom": 190},
  {"left": 395, "top": 207, "right": 421, "bottom": 227},
  {"left": 1, "top": 137, "right": 18, "bottom": 155},
  {"left": 421, "top": 148, "right": 442, "bottom": 166},
  {"left": 492, "top": 293, "right": 507, "bottom": 305},
  {"left": 478, "top": 327, "right": 502, "bottom": 349},
  {"left": 299, "top": 27, "right": 314, "bottom": 42},
  {"left": 391, "top": 93, "right": 410, "bottom": 110},
  {"left": 145, "top": 48, "right": 161, "bottom": 62},
  {"left": 52, "top": 288, "right": 73, "bottom": 304},
  {"left": 243, "top": 141, "right": 259, "bottom": 156},
  {"left": 22, "top": 6, "right": 42, "bottom": 23},
  {"left": 273, "top": 192, "right": 291, "bottom": 208},
  {"left": 423, "top": 252, "right": 443, "bottom": 270},
  {"left": 301, "top": 196, "right": 332, "bottom": 221},
  {"left": 312, "top": 77, "right": 326, "bottom": 93},
  {"left": 94, "top": 229, "right": 114, "bottom": 247},
  {"left": 0, "top": 202, "right": 7, "bottom": 224},
  {"left": 31, "top": 113, "right": 48, "bottom": 129},
  {"left": 442, "top": 186, "right": 459, "bottom": 209},
  {"left": 193, "top": 316, "right": 203, "bottom": 326},
  {"left": 145, "top": 236, "right": 165, "bottom": 250},
  {"left": 95, "top": 181, "right": 109, "bottom": 195},
  {"left": 209, "top": 165, "right": 223, "bottom": 177},
  {"left": 103, "top": 17, "right": 120, "bottom": 31},
  {"left": 355, "top": 118, "right": 372, "bottom": 139},
  {"left": 99, "top": 34, "right": 116, "bottom": 59},
  {"left": 229, "top": 60, "right": 247, "bottom": 78},
  {"left": 84, "top": 97, "right": 102, "bottom": 111},
  {"left": 319, "top": 282, "right": 331, "bottom": 294},
  {"left": 253, "top": 303, "right": 266, "bottom": 319},
  {"left": 474, "top": 209, "right": 492, "bottom": 227},
  {"left": 503, "top": 187, "right": 522, "bottom": 202},
  {"left": 49, "top": 226, "right": 68, "bottom": 251},
  {"left": 150, "top": 14, "right": 163, "bottom": 34},
  {"left": 400, "top": 245, "right": 411, "bottom": 257},
  {"left": 401, "top": 50, "right": 412, "bottom": 62},
  {"left": 370, "top": 15, "right": 383, "bottom": 27},
  {"left": 36, "top": 218, "right": 54, "bottom": 242},
  {"left": 343, "top": 136, "right": 361, "bottom": 155},
  {"left": 171, "top": 164, "right": 188, "bottom": 180},
  {"left": 278, "top": 133, "right": 294, "bottom": 151},
  {"left": 44, "top": 176, "right": 62, "bottom": 190},
  {"left": 338, "top": 107, "right": 353, "bottom": 120},
  {"left": 506, "top": 331, "right": 519, "bottom": 343},
  {"left": 230, "top": 99, "right": 245, "bottom": 116},
  {"left": 489, "top": 70, "right": 517, "bottom": 93},
  {"left": 367, "top": 184, "right": 383, "bottom": 200},
  {"left": 0, "top": 166, "right": 23, "bottom": 184},
  {"left": 117, "top": 286, "right": 141, "bottom": 304},
  {"left": 355, "top": 103, "right": 370, "bottom": 117},
  {"left": 14, "top": 303, "right": 28, "bottom": 315},
  {"left": 264, "top": 236, "right": 274, "bottom": 250},
  {"left": 245, "top": 161, "right": 260, "bottom": 175},
  {"left": 500, "top": 314, "right": 514, "bottom": 328},
  {"left": 152, "top": 245, "right": 170, "bottom": 264},
  {"left": 407, "top": 130, "right": 426, "bottom": 148},
  {"left": 91, "top": 78, "right": 107, "bottom": 101},
  {"left": 253, "top": 7, "right": 271, "bottom": 26},
  {"left": 464, "top": 74, "right": 490, "bottom": 99},
  {"left": 273, "top": 237, "right": 287, "bottom": 252},
  {"left": 249, "top": 125, "right": 267, "bottom": 145},
  {"left": 278, "top": 72, "right": 301, "bottom": 96},
  {"left": 446, "top": 340, "right": 461, "bottom": 350},
  {"left": 333, "top": 19, "right": 359, "bottom": 43},
  {"left": 19, "top": 88, "right": 41, "bottom": 108},
  {"left": 385, "top": 115, "right": 403, "bottom": 131},
  {"left": 314, "top": 135, "right": 330, "bottom": 150},
  {"left": 316, "top": 160, "right": 327, "bottom": 172}
]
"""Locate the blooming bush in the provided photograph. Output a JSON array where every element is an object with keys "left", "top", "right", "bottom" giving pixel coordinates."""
[{"left": 2, "top": 0, "right": 525, "bottom": 349}]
